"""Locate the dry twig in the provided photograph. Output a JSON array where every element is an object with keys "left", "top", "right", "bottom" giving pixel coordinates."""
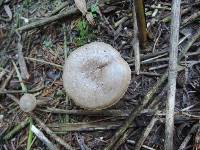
[
  {"left": 133, "top": 0, "right": 147, "bottom": 47},
  {"left": 105, "top": 18, "right": 200, "bottom": 150},
  {"left": 31, "top": 125, "right": 58, "bottom": 150},
  {"left": 178, "top": 124, "right": 200, "bottom": 150},
  {"left": 165, "top": 1, "right": 181, "bottom": 149},
  {"left": 16, "top": 32, "right": 30, "bottom": 80},
  {"left": 132, "top": 3, "right": 140, "bottom": 74},
  {"left": 135, "top": 116, "right": 159, "bottom": 150},
  {"left": 31, "top": 114, "right": 74, "bottom": 150}
]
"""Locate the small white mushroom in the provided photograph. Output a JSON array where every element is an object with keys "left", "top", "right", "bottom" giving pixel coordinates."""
[
  {"left": 63, "top": 42, "right": 131, "bottom": 110},
  {"left": 19, "top": 94, "right": 37, "bottom": 112}
]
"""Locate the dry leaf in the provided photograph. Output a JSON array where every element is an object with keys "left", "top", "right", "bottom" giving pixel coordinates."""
[
  {"left": 74, "top": 0, "right": 87, "bottom": 15},
  {"left": 74, "top": 0, "right": 95, "bottom": 25},
  {"left": 86, "top": 12, "right": 95, "bottom": 25},
  {"left": 4, "top": 5, "right": 12, "bottom": 20}
]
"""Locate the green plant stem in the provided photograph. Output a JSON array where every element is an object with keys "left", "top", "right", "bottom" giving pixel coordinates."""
[
  {"left": 3, "top": 118, "right": 30, "bottom": 140},
  {"left": 27, "top": 118, "right": 33, "bottom": 150}
]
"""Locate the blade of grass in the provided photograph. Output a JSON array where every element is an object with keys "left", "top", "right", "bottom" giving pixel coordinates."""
[
  {"left": 3, "top": 118, "right": 30, "bottom": 140},
  {"left": 27, "top": 118, "right": 33, "bottom": 150}
]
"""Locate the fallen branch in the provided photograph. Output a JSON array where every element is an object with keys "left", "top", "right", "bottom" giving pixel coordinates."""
[
  {"left": 182, "top": 10, "right": 200, "bottom": 26},
  {"left": 104, "top": 71, "right": 168, "bottom": 150},
  {"left": 178, "top": 124, "right": 200, "bottom": 150},
  {"left": 25, "top": 57, "right": 63, "bottom": 69},
  {"left": 12, "top": 61, "right": 27, "bottom": 92},
  {"left": 48, "top": 1, "right": 69, "bottom": 16},
  {"left": 104, "top": 27, "right": 200, "bottom": 150},
  {"left": 31, "top": 125, "right": 58, "bottom": 150},
  {"left": 16, "top": 7, "right": 79, "bottom": 32},
  {"left": 16, "top": 32, "right": 30, "bottom": 79},
  {"left": 161, "top": 7, "right": 190, "bottom": 23},
  {"left": 16, "top": 0, "right": 112, "bottom": 32},
  {"left": 127, "top": 140, "right": 156, "bottom": 150},
  {"left": 3, "top": 118, "right": 30, "bottom": 140},
  {"left": 48, "top": 122, "right": 124, "bottom": 132},
  {"left": 0, "top": 68, "right": 14, "bottom": 91},
  {"left": 113, "top": 129, "right": 133, "bottom": 149},
  {"left": 31, "top": 114, "right": 74, "bottom": 150},
  {"left": 43, "top": 108, "right": 129, "bottom": 117},
  {"left": 135, "top": 116, "right": 159, "bottom": 150}
]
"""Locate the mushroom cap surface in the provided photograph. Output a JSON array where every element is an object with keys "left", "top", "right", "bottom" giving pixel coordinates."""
[
  {"left": 63, "top": 42, "right": 131, "bottom": 110},
  {"left": 19, "top": 94, "right": 37, "bottom": 112}
]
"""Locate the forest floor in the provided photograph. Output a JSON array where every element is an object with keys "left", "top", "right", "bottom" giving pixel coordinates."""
[{"left": 1, "top": 0, "right": 200, "bottom": 149}]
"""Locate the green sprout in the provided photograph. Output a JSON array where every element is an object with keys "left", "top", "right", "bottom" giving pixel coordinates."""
[{"left": 75, "top": 19, "right": 89, "bottom": 46}]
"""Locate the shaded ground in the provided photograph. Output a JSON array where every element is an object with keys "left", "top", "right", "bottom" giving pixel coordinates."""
[{"left": 1, "top": 0, "right": 200, "bottom": 149}]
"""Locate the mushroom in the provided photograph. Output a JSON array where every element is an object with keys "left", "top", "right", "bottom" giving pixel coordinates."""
[
  {"left": 19, "top": 94, "right": 50, "bottom": 112},
  {"left": 63, "top": 42, "right": 131, "bottom": 110},
  {"left": 19, "top": 94, "right": 37, "bottom": 112}
]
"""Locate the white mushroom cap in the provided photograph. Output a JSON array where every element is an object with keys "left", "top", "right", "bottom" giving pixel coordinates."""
[
  {"left": 63, "top": 42, "right": 131, "bottom": 110},
  {"left": 19, "top": 94, "right": 37, "bottom": 112}
]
